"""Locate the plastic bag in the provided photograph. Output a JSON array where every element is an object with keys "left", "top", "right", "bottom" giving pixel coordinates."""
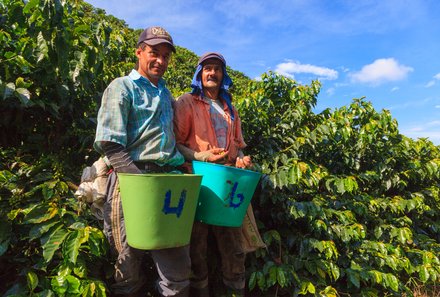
[
  {"left": 74, "top": 157, "right": 110, "bottom": 220},
  {"left": 241, "top": 204, "right": 266, "bottom": 253}
]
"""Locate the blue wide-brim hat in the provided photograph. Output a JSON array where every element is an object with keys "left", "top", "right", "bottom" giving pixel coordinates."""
[{"left": 190, "top": 52, "right": 234, "bottom": 120}]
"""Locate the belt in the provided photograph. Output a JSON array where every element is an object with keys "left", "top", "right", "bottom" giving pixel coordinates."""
[{"left": 134, "top": 161, "right": 176, "bottom": 173}]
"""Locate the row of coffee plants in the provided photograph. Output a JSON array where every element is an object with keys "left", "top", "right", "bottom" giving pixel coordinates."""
[
  {"left": 1, "top": 0, "right": 439, "bottom": 296},
  {"left": 239, "top": 73, "right": 440, "bottom": 296}
]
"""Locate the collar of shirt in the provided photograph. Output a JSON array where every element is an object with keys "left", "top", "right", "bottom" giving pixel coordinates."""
[
  {"left": 128, "top": 69, "right": 166, "bottom": 90},
  {"left": 196, "top": 94, "right": 229, "bottom": 109}
]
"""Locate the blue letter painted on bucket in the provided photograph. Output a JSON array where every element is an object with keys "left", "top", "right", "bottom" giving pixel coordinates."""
[
  {"left": 162, "top": 190, "right": 186, "bottom": 218},
  {"left": 226, "top": 180, "right": 244, "bottom": 209}
]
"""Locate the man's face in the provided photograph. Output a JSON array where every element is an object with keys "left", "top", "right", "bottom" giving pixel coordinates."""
[
  {"left": 201, "top": 59, "right": 224, "bottom": 91},
  {"left": 136, "top": 43, "right": 172, "bottom": 85}
]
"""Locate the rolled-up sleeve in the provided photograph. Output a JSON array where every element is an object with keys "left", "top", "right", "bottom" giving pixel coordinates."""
[{"left": 94, "top": 79, "right": 131, "bottom": 154}]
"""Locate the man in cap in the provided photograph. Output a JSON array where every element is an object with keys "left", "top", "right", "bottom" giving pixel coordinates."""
[
  {"left": 173, "top": 52, "right": 253, "bottom": 296},
  {"left": 94, "top": 26, "right": 190, "bottom": 297}
]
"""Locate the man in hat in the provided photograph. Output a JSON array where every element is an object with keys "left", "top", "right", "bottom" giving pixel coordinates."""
[
  {"left": 173, "top": 52, "right": 253, "bottom": 297},
  {"left": 94, "top": 26, "right": 190, "bottom": 297}
]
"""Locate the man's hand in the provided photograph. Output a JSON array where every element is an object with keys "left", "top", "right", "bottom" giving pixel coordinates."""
[
  {"left": 235, "top": 155, "right": 252, "bottom": 169},
  {"left": 195, "top": 148, "right": 229, "bottom": 162}
]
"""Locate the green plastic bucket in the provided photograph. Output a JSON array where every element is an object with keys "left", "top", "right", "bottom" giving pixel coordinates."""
[
  {"left": 118, "top": 173, "right": 202, "bottom": 250},
  {"left": 192, "top": 161, "right": 262, "bottom": 227}
]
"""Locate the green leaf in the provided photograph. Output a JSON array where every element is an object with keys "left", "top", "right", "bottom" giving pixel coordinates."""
[
  {"left": 66, "top": 275, "right": 81, "bottom": 294},
  {"left": 24, "top": 204, "right": 58, "bottom": 224},
  {"left": 335, "top": 178, "right": 346, "bottom": 194},
  {"left": 347, "top": 269, "right": 360, "bottom": 288},
  {"left": 419, "top": 265, "right": 430, "bottom": 283},
  {"left": 43, "top": 227, "right": 69, "bottom": 263},
  {"left": 277, "top": 267, "right": 287, "bottom": 287},
  {"left": 317, "top": 266, "right": 326, "bottom": 279},
  {"left": 87, "top": 228, "right": 107, "bottom": 256},
  {"left": 278, "top": 169, "right": 288, "bottom": 188},
  {"left": 343, "top": 176, "right": 358, "bottom": 193},
  {"left": 298, "top": 281, "right": 316, "bottom": 295},
  {"left": 63, "top": 229, "right": 82, "bottom": 264},
  {"left": 248, "top": 272, "right": 257, "bottom": 291},
  {"left": 289, "top": 164, "right": 301, "bottom": 184},
  {"left": 330, "top": 262, "right": 340, "bottom": 281},
  {"left": 51, "top": 275, "right": 68, "bottom": 295},
  {"left": 57, "top": 263, "right": 72, "bottom": 277},
  {"left": 325, "top": 178, "right": 334, "bottom": 192},
  {"left": 29, "top": 221, "right": 61, "bottom": 240},
  {"left": 257, "top": 271, "right": 265, "bottom": 289},
  {"left": 15, "top": 88, "right": 31, "bottom": 105},
  {"left": 36, "top": 31, "right": 49, "bottom": 63},
  {"left": 369, "top": 270, "right": 382, "bottom": 284},
  {"left": 422, "top": 251, "right": 436, "bottom": 265},
  {"left": 72, "top": 51, "right": 86, "bottom": 82},
  {"left": 390, "top": 227, "right": 412, "bottom": 244},
  {"left": 320, "top": 286, "right": 338, "bottom": 297},
  {"left": 83, "top": 281, "right": 107, "bottom": 297},
  {"left": 307, "top": 282, "right": 316, "bottom": 294},
  {"left": 385, "top": 255, "right": 398, "bottom": 270},
  {"left": 0, "top": 218, "right": 11, "bottom": 256},
  {"left": 374, "top": 226, "right": 383, "bottom": 239},
  {"left": 268, "top": 265, "right": 277, "bottom": 287},
  {"left": 23, "top": 0, "right": 39, "bottom": 13},
  {"left": 15, "top": 77, "right": 32, "bottom": 88},
  {"left": 263, "top": 229, "right": 281, "bottom": 245},
  {"left": 27, "top": 271, "right": 38, "bottom": 292},
  {"left": 384, "top": 273, "right": 399, "bottom": 292}
]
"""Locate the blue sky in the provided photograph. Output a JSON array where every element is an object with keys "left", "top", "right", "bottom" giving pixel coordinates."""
[{"left": 86, "top": 0, "right": 440, "bottom": 144}]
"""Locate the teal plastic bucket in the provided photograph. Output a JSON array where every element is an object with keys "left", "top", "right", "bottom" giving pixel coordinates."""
[
  {"left": 192, "top": 161, "right": 262, "bottom": 227},
  {"left": 118, "top": 173, "right": 202, "bottom": 250}
]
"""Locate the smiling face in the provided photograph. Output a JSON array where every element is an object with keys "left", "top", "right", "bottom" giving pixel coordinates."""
[
  {"left": 136, "top": 43, "right": 172, "bottom": 85},
  {"left": 201, "top": 58, "right": 224, "bottom": 92}
]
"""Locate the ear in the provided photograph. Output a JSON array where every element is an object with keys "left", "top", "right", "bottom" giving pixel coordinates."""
[{"left": 135, "top": 47, "right": 143, "bottom": 58}]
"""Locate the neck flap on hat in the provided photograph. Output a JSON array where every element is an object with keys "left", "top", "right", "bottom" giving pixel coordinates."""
[{"left": 190, "top": 64, "right": 235, "bottom": 121}]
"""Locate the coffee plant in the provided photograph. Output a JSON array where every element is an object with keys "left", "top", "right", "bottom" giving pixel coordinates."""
[
  {"left": 239, "top": 72, "right": 440, "bottom": 296},
  {"left": 1, "top": 0, "right": 439, "bottom": 296},
  {"left": 0, "top": 149, "right": 110, "bottom": 296}
]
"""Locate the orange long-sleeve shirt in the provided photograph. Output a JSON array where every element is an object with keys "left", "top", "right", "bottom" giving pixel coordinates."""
[{"left": 173, "top": 93, "right": 247, "bottom": 172}]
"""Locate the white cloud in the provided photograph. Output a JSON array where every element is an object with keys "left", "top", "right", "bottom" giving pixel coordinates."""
[
  {"left": 350, "top": 58, "right": 413, "bottom": 85},
  {"left": 436, "top": 105, "right": 440, "bottom": 109},
  {"left": 403, "top": 130, "right": 440, "bottom": 145},
  {"left": 391, "top": 87, "right": 399, "bottom": 92},
  {"left": 326, "top": 87, "right": 335, "bottom": 96},
  {"left": 387, "top": 96, "right": 435, "bottom": 111},
  {"left": 274, "top": 61, "right": 338, "bottom": 80},
  {"left": 425, "top": 72, "right": 440, "bottom": 87},
  {"left": 406, "top": 121, "right": 440, "bottom": 135},
  {"left": 402, "top": 121, "right": 440, "bottom": 145},
  {"left": 410, "top": 120, "right": 440, "bottom": 130}
]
